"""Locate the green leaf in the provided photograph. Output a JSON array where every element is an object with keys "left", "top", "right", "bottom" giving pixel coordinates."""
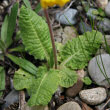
[
  {"left": 14, "top": 31, "right": 21, "bottom": 41},
  {"left": 7, "top": 54, "right": 37, "bottom": 76},
  {"left": 82, "top": 77, "right": 92, "bottom": 85},
  {"left": 59, "top": 68, "right": 78, "bottom": 88},
  {"left": 28, "top": 67, "right": 60, "bottom": 106},
  {"left": 0, "top": 40, "right": 6, "bottom": 51},
  {"left": 0, "top": 53, "right": 4, "bottom": 61},
  {"left": 1, "top": 15, "right": 9, "bottom": 44},
  {"left": 23, "top": 0, "right": 31, "bottom": 9},
  {"left": 60, "top": 30, "right": 102, "bottom": 70},
  {"left": 98, "top": 8, "right": 106, "bottom": 17},
  {"left": 13, "top": 67, "right": 60, "bottom": 106},
  {"left": 48, "top": 49, "right": 54, "bottom": 68},
  {"left": 1, "top": 3, "right": 19, "bottom": 47},
  {"left": 19, "top": 6, "right": 52, "bottom": 60},
  {"left": 34, "top": 3, "right": 41, "bottom": 13},
  {"left": 14, "top": 69, "right": 35, "bottom": 90},
  {"left": 0, "top": 66, "right": 5, "bottom": 97},
  {"left": 9, "top": 45, "right": 25, "bottom": 52}
]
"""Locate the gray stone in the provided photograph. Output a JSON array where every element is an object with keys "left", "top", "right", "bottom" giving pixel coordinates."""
[
  {"left": 55, "top": 9, "right": 78, "bottom": 25},
  {"left": 87, "top": 8, "right": 97, "bottom": 19},
  {"left": 79, "top": 21, "right": 92, "bottom": 34},
  {"left": 88, "top": 54, "right": 110, "bottom": 87},
  {"left": 79, "top": 87, "right": 107, "bottom": 105},
  {"left": 105, "top": 2, "right": 110, "bottom": 17},
  {"left": 62, "top": 26, "right": 77, "bottom": 44},
  {"left": 2, "top": 89, "right": 19, "bottom": 109},
  {"left": 57, "top": 101, "right": 82, "bottom": 110},
  {"left": 98, "top": 18, "right": 110, "bottom": 32}
]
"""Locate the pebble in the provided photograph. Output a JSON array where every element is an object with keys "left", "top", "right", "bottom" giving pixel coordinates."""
[
  {"left": 0, "top": 98, "right": 5, "bottom": 105},
  {"left": 77, "top": 5, "right": 83, "bottom": 12},
  {"left": 54, "top": 27, "right": 63, "bottom": 43},
  {"left": 57, "top": 101, "right": 82, "bottom": 110},
  {"left": 66, "top": 79, "right": 83, "bottom": 97},
  {"left": 88, "top": 54, "right": 110, "bottom": 87},
  {"left": 79, "top": 87, "right": 107, "bottom": 105},
  {"left": 55, "top": 8, "right": 78, "bottom": 25},
  {"left": 79, "top": 21, "right": 92, "bottom": 34},
  {"left": 87, "top": 8, "right": 97, "bottom": 19},
  {"left": 0, "top": 5, "right": 4, "bottom": 14},
  {"left": 77, "top": 69, "right": 86, "bottom": 78},
  {"left": 1, "top": 89, "right": 19, "bottom": 109},
  {"left": 2, "top": 0, "right": 9, "bottom": 8},
  {"left": 98, "top": 18, "right": 110, "bottom": 32},
  {"left": 62, "top": 26, "right": 77, "bottom": 44},
  {"left": 96, "top": 0, "right": 108, "bottom": 9},
  {"left": 54, "top": 37, "right": 62, "bottom": 43},
  {"left": 105, "top": 2, "right": 110, "bottom": 17}
]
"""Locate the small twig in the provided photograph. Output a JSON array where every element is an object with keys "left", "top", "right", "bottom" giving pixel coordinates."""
[
  {"left": 101, "top": 98, "right": 110, "bottom": 110},
  {"left": 19, "top": 91, "right": 25, "bottom": 110},
  {"left": 44, "top": 9, "right": 57, "bottom": 69},
  {"left": 63, "top": 0, "right": 76, "bottom": 12},
  {"left": 100, "top": 98, "right": 110, "bottom": 110}
]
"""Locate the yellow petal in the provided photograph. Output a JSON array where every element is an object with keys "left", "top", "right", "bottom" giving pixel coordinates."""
[
  {"left": 56, "top": 0, "right": 70, "bottom": 7},
  {"left": 40, "top": 0, "right": 70, "bottom": 8}
]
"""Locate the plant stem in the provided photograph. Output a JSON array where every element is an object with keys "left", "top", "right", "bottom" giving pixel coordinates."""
[{"left": 44, "top": 9, "right": 57, "bottom": 69}]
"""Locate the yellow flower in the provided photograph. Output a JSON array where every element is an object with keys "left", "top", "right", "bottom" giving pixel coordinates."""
[
  {"left": 56, "top": 0, "right": 70, "bottom": 7},
  {"left": 40, "top": 0, "right": 70, "bottom": 8}
]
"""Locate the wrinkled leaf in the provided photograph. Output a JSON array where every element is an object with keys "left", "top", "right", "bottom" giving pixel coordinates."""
[
  {"left": 28, "top": 67, "right": 60, "bottom": 106},
  {"left": 14, "top": 67, "right": 60, "bottom": 106},
  {"left": 59, "top": 68, "right": 78, "bottom": 88},
  {"left": 0, "top": 67, "right": 5, "bottom": 97},
  {"left": 19, "top": 6, "right": 52, "bottom": 61},
  {"left": 60, "top": 30, "right": 102, "bottom": 70},
  {"left": 14, "top": 69, "right": 35, "bottom": 90},
  {"left": 7, "top": 54, "right": 37, "bottom": 76}
]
